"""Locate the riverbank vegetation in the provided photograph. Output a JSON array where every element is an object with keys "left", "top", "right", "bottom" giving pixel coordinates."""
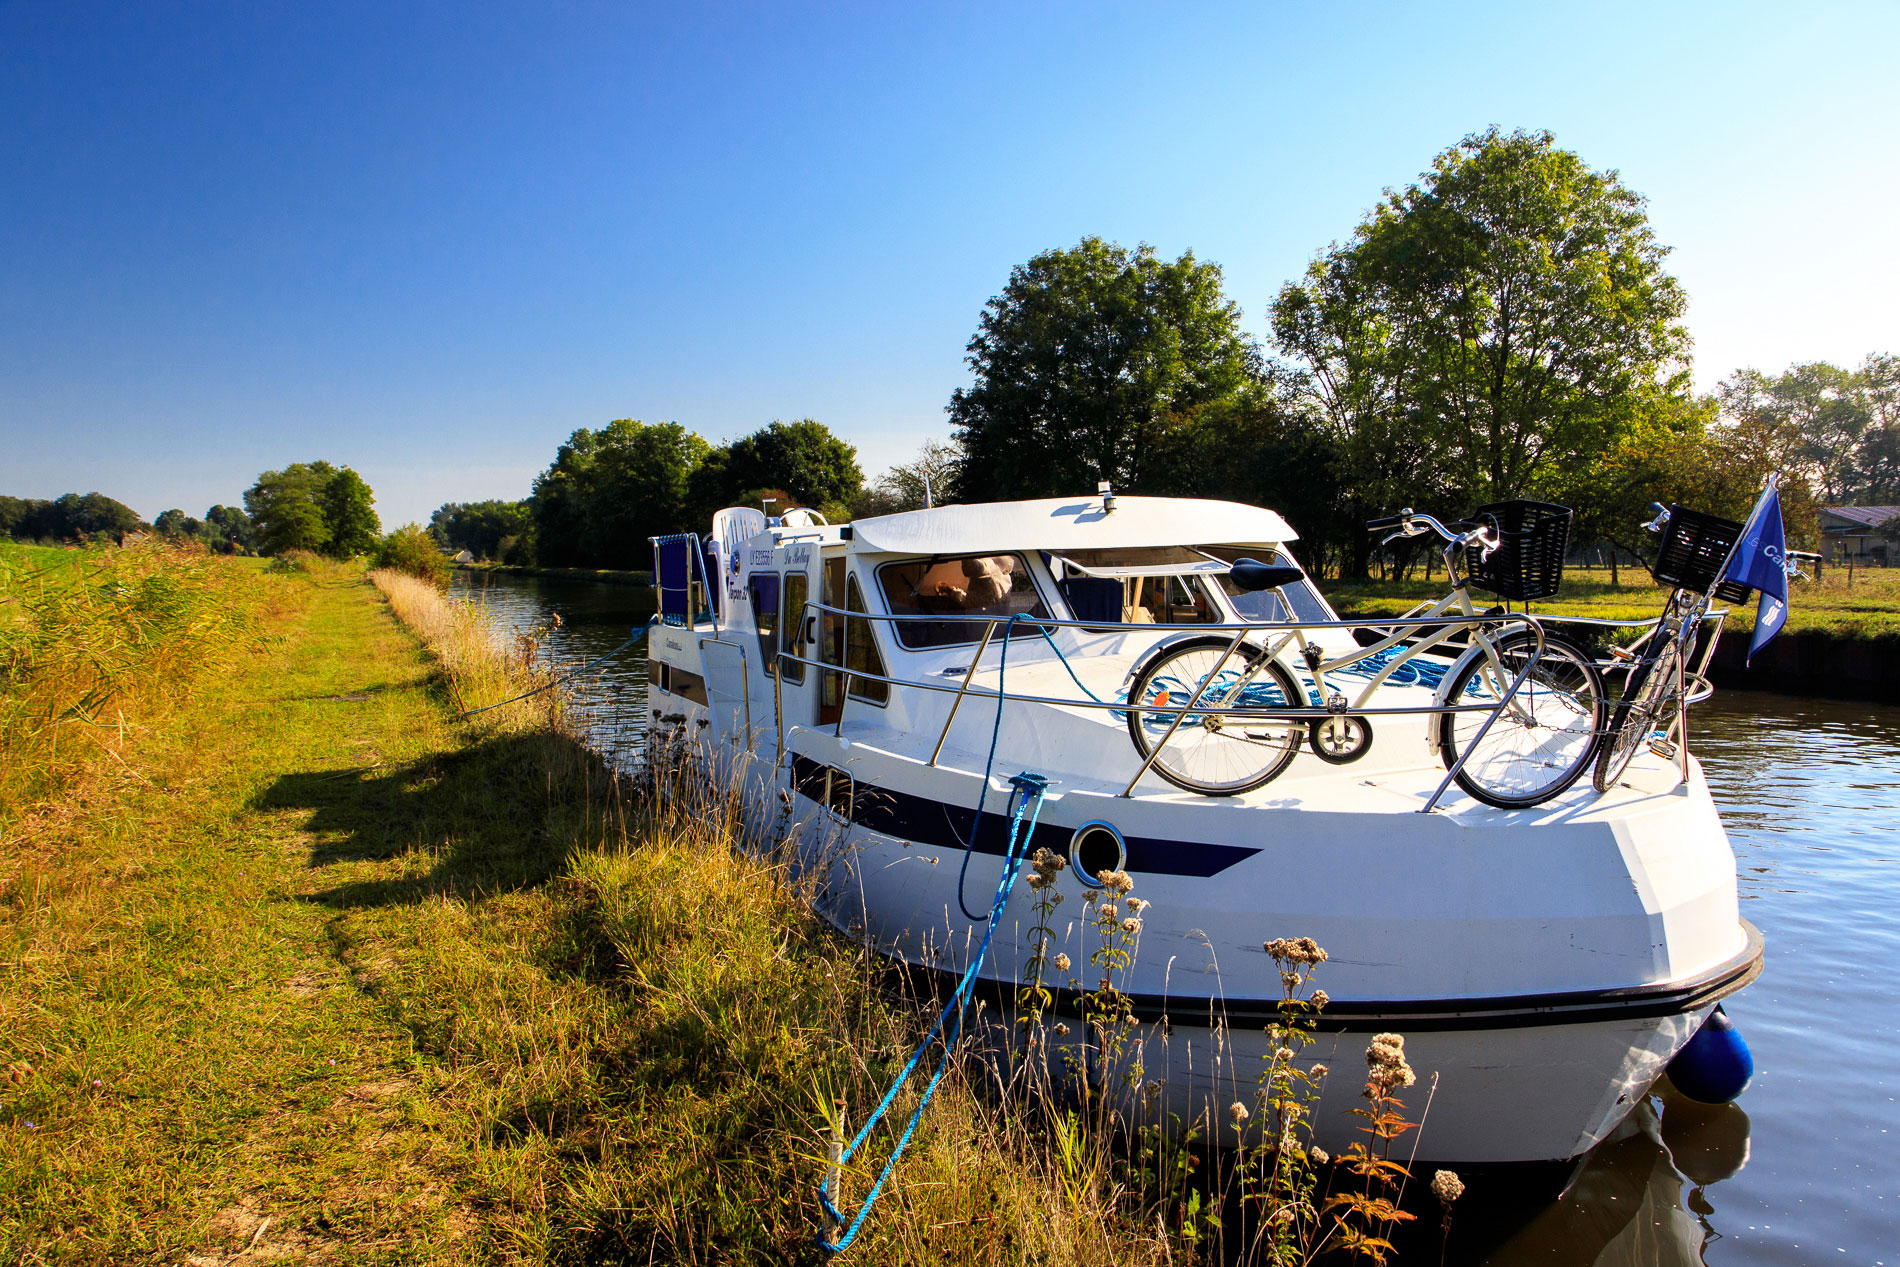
[
  {"left": 1332, "top": 563, "right": 1900, "bottom": 642},
  {"left": 422, "top": 127, "right": 1896, "bottom": 590},
  {"left": 4, "top": 541, "right": 1457, "bottom": 1262},
  {"left": 0, "top": 540, "right": 275, "bottom": 821}
]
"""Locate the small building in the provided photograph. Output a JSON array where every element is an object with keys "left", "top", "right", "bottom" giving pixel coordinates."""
[
  {"left": 1819, "top": 506, "right": 1900, "bottom": 563},
  {"left": 452, "top": 549, "right": 475, "bottom": 565}
]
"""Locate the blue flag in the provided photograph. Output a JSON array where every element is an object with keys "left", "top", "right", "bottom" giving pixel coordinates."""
[{"left": 1723, "top": 482, "right": 1790, "bottom": 664}]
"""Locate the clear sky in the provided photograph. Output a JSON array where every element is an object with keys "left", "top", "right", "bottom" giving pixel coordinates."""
[{"left": 4, "top": 1, "right": 1895, "bottom": 527}]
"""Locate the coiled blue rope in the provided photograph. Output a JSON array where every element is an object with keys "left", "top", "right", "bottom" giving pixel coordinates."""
[{"left": 816, "top": 768, "right": 1049, "bottom": 1254}]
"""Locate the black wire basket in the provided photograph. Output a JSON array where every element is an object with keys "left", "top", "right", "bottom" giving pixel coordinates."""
[
  {"left": 1651, "top": 504, "right": 1752, "bottom": 600},
  {"left": 1466, "top": 500, "right": 1573, "bottom": 601}
]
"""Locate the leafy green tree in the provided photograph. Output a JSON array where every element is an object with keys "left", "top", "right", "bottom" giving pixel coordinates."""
[
  {"left": 721, "top": 419, "right": 862, "bottom": 511},
  {"left": 428, "top": 499, "right": 534, "bottom": 561},
  {"left": 202, "top": 505, "right": 253, "bottom": 553},
  {"left": 318, "top": 467, "right": 381, "bottom": 559},
  {"left": 529, "top": 420, "right": 711, "bottom": 568},
  {"left": 154, "top": 509, "right": 200, "bottom": 538},
  {"left": 0, "top": 496, "right": 48, "bottom": 539},
  {"left": 1274, "top": 127, "right": 1690, "bottom": 520},
  {"left": 246, "top": 462, "right": 336, "bottom": 556},
  {"left": 372, "top": 524, "right": 451, "bottom": 587},
  {"left": 24, "top": 493, "right": 147, "bottom": 542},
  {"left": 950, "top": 237, "right": 1260, "bottom": 501}
]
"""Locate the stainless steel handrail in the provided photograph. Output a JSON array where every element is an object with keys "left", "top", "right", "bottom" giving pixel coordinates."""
[{"left": 778, "top": 603, "right": 1562, "bottom": 812}]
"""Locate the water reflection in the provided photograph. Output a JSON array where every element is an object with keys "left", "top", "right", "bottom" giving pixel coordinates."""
[
  {"left": 448, "top": 570, "right": 654, "bottom": 768},
  {"left": 1474, "top": 1089, "right": 1750, "bottom": 1266}
]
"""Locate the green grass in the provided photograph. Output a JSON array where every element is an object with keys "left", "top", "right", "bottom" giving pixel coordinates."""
[
  {"left": 1327, "top": 563, "right": 1900, "bottom": 641},
  {"left": 0, "top": 554, "right": 1196, "bottom": 1264}
]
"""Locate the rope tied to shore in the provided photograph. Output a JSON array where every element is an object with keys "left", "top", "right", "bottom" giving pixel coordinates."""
[{"left": 456, "top": 615, "right": 657, "bottom": 719}]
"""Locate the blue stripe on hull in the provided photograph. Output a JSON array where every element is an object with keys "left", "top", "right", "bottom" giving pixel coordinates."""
[{"left": 790, "top": 754, "right": 1258, "bottom": 878}]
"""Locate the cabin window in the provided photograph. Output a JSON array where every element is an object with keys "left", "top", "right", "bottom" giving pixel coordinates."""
[
  {"left": 844, "top": 575, "right": 889, "bottom": 704},
  {"left": 1126, "top": 574, "right": 1218, "bottom": 625},
  {"left": 779, "top": 572, "right": 808, "bottom": 684},
  {"left": 876, "top": 554, "right": 1049, "bottom": 649},
  {"left": 749, "top": 573, "right": 780, "bottom": 673}
]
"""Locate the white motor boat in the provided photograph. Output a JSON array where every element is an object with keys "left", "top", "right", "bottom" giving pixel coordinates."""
[{"left": 643, "top": 493, "right": 1761, "bottom": 1164}]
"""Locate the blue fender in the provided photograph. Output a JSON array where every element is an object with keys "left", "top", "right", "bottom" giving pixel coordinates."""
[{"left": 1667, "top": 1005, "right": 1754, "bottom": 1104}]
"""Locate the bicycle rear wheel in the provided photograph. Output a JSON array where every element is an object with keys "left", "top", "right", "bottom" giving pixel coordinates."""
[
  {"left": 1126, "top": 636, "right": 1305, "bottom": 796},
  {"left": 1436, "top": 630, "right": 1605, "bottom": 809},
  {"left": 1592, "top": 641, "right": 1682, "bottom": 792}
]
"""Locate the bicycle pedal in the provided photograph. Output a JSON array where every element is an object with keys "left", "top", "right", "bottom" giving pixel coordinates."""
[{"left": 1648, "top": 734, "right": 1678, "bottom": 759}]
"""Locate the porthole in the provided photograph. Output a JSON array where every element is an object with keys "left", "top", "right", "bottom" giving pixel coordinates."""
[{"left": 1070, "top": 821, "right": 1127, "bottom": 886}]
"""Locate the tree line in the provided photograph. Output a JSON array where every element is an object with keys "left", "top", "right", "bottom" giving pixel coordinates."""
[{"left": 431, "top": 127, "right": 1889, "bottom": 578}]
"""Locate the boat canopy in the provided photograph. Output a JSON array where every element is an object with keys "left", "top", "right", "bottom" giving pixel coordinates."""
[{"left": 847, "top": 496, "right": 1298, "bottom": 556}]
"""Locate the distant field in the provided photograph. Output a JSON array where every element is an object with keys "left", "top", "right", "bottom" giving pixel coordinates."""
[{"left": 1326, "top": 564, "right": 1900, "bottom": 640}]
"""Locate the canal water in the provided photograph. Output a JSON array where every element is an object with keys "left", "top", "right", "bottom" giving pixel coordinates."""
[{"left": 453, "top": 570, "right": 1897, "bottom": 1267}]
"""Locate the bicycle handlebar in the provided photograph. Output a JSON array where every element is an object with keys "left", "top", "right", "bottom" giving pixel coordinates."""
[{"left": 1368, "top": 509, "right": 1498, "bottom": 555}]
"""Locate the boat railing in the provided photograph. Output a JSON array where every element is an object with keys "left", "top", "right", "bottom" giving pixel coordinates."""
[{"left": 774, "top": 605, "right": 1573, "bottom": 812}]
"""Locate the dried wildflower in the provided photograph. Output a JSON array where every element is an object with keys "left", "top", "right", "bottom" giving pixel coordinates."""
[
  {"left": 1275, "top": 1047, "right": 1294, "bottom": 1063},
  {"left": 1431, "top": 1169, "right": 1465, "bottom": 1207},
  {"left": 1120, "top": 917, "right": 1143, "bottom": 935},
  {"left": 1311, "top": 1064, "right": 1328, "bottom": 1080},
  {"left": 1054, "top": 1022, "right": 1070, "bottom": 1037},
  {"left": 1052, "top": 953, "right": 1071, "bottom": 973},
  {"left": 1263, "top": 936, "right": 1329, "bottom": 966},
  {"left": 1097, "top": 901, "right": 1119, "bottom": 920},
  {"left": 1229, "top": 1101, "right": 1250, "bottom": 1124},
  {"left": 1365, "top": 1032, "right": 1416, "bottom": 1093},
  {"left": 1310, "top": 989, "right": 1329, "bottom": 1009},
  {"left": 1309, "top": 1145, "right": 1330, "bottom": 1166},
  {"left": 1125, "top": 896, "right": 1149, "bottom": 913},
  {"left": 1098, "top": 870, "right": 1135, "bottom": 896}
]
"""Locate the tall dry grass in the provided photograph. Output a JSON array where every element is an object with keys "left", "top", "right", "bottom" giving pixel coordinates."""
[
  {"left": 0, "top": 540, "right": 273, "bottom": 820},
  {"left": 368, "top": 567, "right": 565, "bottom": 731}
]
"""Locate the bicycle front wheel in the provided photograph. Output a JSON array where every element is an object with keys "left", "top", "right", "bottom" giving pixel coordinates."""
[
  {"left": 1126, "top": 637, "right": 1306, "bottom": 796},
  {"left": 1436, "top": 630, "right": 1605, "bottom": 809},
  {"left": 1592, "top": 642, "right": 1682, "bottom": 792}
]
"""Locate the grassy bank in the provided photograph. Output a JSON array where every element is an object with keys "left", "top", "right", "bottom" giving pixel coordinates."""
[
  {"left": 1328, "top": 563, "right": 1900, "bottom": 641},
  {"left": 2, "top": 551, "right": 1214, "bottom": 1264}
]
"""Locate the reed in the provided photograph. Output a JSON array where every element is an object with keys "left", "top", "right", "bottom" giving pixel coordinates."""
[
  {"left": 367, "top": 567, "right": 564, "bottom": 731},
  {"left": 0, "top": 539, "right": 274, "bottom": 823}
]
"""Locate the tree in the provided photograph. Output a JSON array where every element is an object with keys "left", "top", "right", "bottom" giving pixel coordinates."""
[
  {"left": 428, "top": 499, "right": 534, "bottom": 561},
  {"left": 857, "top": 439, "right": 962, "bottom": 516},
  {"left": 0, "top": 496, "right": 48, "bottom": 539},
  {"left": 154, "top": 509, "right": 201, "bottom": 538},
  {"left": 529, "top": 420, "right": 711, "bottom": 568},
  {"left": 949, "top": 237, "right": 1261, "bottom": 501},
  {"left": 202, "top": 505, "right": 253, "bottom": 553},
  {"left": 720, "top": 419, "right": 863, "bottom": 511},
  {"left": 245, "top": 462, "right": 380, "bottom": 557},
  {"left": 1274, "top": 127, "right": 1690, "bottom": 517},
  {"left": 318, "top": 467, "right": 381, "bottom": 558},
  {"left": 246, "top": 462, "right": 336, "bottom": 555}
]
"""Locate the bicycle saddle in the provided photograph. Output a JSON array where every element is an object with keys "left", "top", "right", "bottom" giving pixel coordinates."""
[{"left": 1227, "top": 559, "right": 1306, "bottom": 592}]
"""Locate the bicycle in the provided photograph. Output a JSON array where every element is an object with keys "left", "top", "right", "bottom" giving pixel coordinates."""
[
  {"left": 1125, "top": 502, "right": 1607, "bottom": 808},
  {"left": 1592, "top": 502, "right": 1757, "bottom": 792}
]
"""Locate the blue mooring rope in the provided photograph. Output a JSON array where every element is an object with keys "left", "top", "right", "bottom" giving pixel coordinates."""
[
  {"left": 818, "top": 610, "right": 1051, "bottom": 1254},
  {"left": 816, "top": 769, "right": 1048, "bottom": 1255},
  {"left": 456, "top": 615, "right": 657, "bottom": 718}
]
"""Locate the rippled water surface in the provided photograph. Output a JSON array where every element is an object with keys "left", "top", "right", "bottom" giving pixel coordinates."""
[{"left": 456, "top": 571, "right": 1898, "bottom": 1266}]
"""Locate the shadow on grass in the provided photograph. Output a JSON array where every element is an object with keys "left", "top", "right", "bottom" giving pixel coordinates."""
[{"left": 255, "top": 730, "right": 627, "bottom": 909}]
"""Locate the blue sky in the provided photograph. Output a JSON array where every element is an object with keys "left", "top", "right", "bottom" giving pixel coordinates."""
[{"left": 3, "top": 1, "right": 1895, "bottom": 527}]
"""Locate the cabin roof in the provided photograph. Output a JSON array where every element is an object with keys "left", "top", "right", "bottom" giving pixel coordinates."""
[{"left": 847, "top": 495, "right": 1298, "bottom": 555}]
